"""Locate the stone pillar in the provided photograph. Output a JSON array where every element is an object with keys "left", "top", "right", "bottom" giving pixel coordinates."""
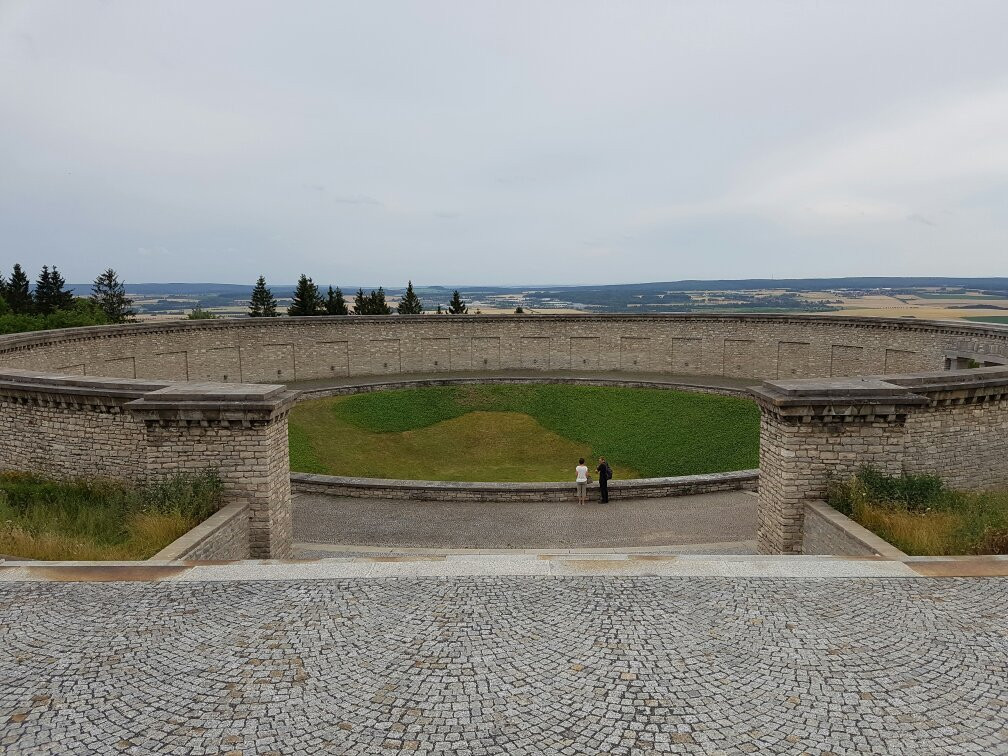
[
  {"left": 750, "top": 379, "right": 927, "bottom": 555},
  {"left": 127, "top": 383, "right": 298, "bottom": 559}
]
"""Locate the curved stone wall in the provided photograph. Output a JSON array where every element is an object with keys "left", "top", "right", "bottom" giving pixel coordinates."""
[
  {"left": 1, "top": 313, "right": 1006, "bottom": 384},
  {"left": 2, "top": 314, "right": 1008, "bottom": 558}
]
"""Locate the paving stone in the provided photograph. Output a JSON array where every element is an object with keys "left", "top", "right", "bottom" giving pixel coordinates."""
[{"left": 0, "top": 576, "right": 1005, "bottom": 754}]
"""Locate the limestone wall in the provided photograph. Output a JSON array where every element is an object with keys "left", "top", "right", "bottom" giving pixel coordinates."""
[
  {"left": 0, "top": 371, "right": 297, "bottom": 559},
  {"left": 2, "top": 314, "right": 1005, "bottom": 383},
  {"left": 753, "top": 367, "right": 1008, "bottom": 553},
  {"left": 150, "top": 502, "right": 251, "bottom": 561}
]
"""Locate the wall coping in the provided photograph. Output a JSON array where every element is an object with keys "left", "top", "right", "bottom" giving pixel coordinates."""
[
  {"left": 0, "top": 312, "right": 1006, "bottom": 356},
  {"left": 149, "top": 501, "right": 249, "bottom": 562},
  {"left": 291, "top": 468, "right": 758, "bottom": 497},
  {"left": 804, "top": 500, "right": 909, "bottom": 560},
  {"left": 750, "top": 365, "right": 1008, "bottom": 419},
  {"left": 0, "top": 368, "right": 298, "bottom": 422}
]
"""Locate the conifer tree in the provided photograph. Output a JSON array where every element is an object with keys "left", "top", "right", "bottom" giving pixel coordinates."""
[
  {"left": 325, "top": 286, "right": 349, "bottom": 315},
  {"left": 436, "top": 304, "right": 443, "bottom": 314},
  {"left": 396, "top": 280, "right": 424, "bottom": 314},
  {"left": 287, "top": 274, "right": 324, "bottom": 316},
  {"left": 50, "top": 266, "right": 74, "bottom": 311},
  {"left": 90, "top": 268, "right": 136, "bottom": 323},
  {"left": 369, "top": 287, "right": 392, "bottom": 315},
  {"left": 352, "top": 287, "right": 368, "bottom": 314},
  {"left": 353, "top": 287, "right": 391, "bottom": 315},
  {"left": 4, "top": 264, "right": 32, "bottom": 314},
  {"left": 248, "top": 275, "right": 279, "bottom": 317},
  {"left": 447, "top": 289, "right": 468, "bottom": 314}
]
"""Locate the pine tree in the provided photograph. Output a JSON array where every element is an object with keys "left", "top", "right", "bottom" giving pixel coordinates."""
[
  {"left": 34, "top": 265, "right": 74, "bottom": 314},
  {"left": 90, "top": 268, "right": 136, "bottom": 323},
  {"left": 436, "top": 304, "right": 443, "bottom": 314},
  {"left": 396, "top": 280, "right": 424, "bottom": 314},
  {"left": 287, "top": 274, "right": 324, "bottom": 316},
  {"left": 353, "top": 287, "right": 368, "bottom": 315},
  {"left": 34, "top": 266, "right": 54, "bottom": 314},
  {"left": 4, "top": 264, "right": 32, "bottom": 314},
  {"left": 369, "top": 287, "right": 392, "bottom": 315},
  {"left": 447, "top": 289, "right": 468, "bottom": 314},
  {"left": 325, "top": 286, "right": 349, "bottom": 315},
  {"left": 50, "top": 266, "right": 74, "bottom": 311},
  {"left": 249, "top": 275, "right": 279, "bottom": 317}
]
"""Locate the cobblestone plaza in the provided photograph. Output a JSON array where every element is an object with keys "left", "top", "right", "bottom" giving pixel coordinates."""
[{"left": 2, "top": 572, "right": 1006, "bottom": 754}]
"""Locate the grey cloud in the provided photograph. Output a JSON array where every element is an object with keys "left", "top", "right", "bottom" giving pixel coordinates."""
[{"left": 0, "top": 0, "right": 1005, "bottom": 285}]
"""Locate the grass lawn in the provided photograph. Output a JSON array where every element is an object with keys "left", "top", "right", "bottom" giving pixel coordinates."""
[
  {"left": 0, "top": 471, "right": 222, "bottom": 560},
  {"left": 289, "top": 384, "right": 759, "bottom": 481},
  {"left": 827, "top": 468, "right": 1008, "bottom": 555}
]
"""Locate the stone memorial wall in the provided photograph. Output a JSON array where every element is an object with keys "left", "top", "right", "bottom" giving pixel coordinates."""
[{"left": 0, "top": 314, "right": 1005, "bottom": 558}]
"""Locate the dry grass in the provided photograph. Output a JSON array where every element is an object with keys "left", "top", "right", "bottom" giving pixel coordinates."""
[
  {"left": 0, "top": 471, "right": 221, "bottom": 561},
  {"left": 827, "top": 468, "right": 1008, "bottom": 556}
]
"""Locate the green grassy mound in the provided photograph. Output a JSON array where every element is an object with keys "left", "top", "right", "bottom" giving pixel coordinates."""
[{"left": 289, "top": 384, "right": 759, "bottom": 482}]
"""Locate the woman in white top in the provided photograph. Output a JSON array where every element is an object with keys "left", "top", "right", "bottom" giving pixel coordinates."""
[{"left": 575, "top": 457, "right": 589, "bottom": 505}]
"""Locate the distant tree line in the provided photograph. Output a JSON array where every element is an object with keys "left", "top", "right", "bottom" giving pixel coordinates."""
[
  {"left": 0, "top": 264, "right": 136, "bottom": 334},
  {"left": 248, "top": 276, "right": 470, "bottom": 317}
]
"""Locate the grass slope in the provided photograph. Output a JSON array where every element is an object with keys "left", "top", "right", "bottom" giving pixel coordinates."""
[{"left": 289, "top": 385, "right": 759, "bottom": 481}]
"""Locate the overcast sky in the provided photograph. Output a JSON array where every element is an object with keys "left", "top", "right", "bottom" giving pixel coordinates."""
[{"left": 2, "top": 1, "right": 1007, "bottom": 287}]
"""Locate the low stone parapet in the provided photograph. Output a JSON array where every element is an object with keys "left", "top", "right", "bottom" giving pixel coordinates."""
[
  {"left": 290, "top": 469, "right": 758, "bottom": 502},
  {"left": 150, "top": 501, "right": 251, "bottom": 561},
  {"left": 802, "top": 501, "right": 907, "bottom": 559}
]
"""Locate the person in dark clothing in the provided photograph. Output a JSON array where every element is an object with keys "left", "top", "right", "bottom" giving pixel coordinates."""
[{"left": 596, "top": 457, "right": 612, "bottom": 503}]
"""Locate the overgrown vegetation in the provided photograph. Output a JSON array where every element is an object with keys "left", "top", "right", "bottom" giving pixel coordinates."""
[
  {"left": 826, "top": 467, "right": 1008, "bottom": 555},
  {"left": 289, "top": 385, "right": 759, "bottom": 481},
  {"left": 0, "top": 470, "right": 222, "bottom": 560}
]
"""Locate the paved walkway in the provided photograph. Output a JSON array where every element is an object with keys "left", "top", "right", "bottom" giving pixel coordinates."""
[
  {"left": 293, "top": 490, "right": 757, "bottom": 554},
  {"left": 1, "top": 564, "right": 1006, "bottom": 754},
  {"left": 285, "top": 369, "right": 756, "bottom": 395}
]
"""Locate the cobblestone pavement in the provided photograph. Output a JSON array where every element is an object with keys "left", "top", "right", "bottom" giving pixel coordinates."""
[
  {"left": 293, "top": 491, "right": 756, "bottom": 550},
  {"left": 2, "top": 576, "right": 1006, "bottom": 754}
]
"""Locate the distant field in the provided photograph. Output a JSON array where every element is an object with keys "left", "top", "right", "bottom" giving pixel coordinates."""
[
  {"left": 964, "top": 316, "right": 1008, "bottom": 325},
  {"left": 289, "top": 385, "right": 759, "bottom": 482}
]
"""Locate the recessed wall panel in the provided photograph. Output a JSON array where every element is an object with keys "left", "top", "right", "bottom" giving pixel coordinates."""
[
  {"left": 671, "top": 338, "right": 702, "bottom": 374},
  {"left": 619, "top": 337, "right": 650, "bottom": 372},
  {"left": 723, "top": 339, "right": 756, "bottom": 378},
  {"left": 885, "top": 348, "right": 918, "bottom": 374},
  {"left": 520, "top": 336, "right": 550, "bottom": 370},
  {"left": 421, "top": 338, "right": 451, "bottom": 372},
  {"left": 137, "top": 351, "right": 188, "bottom": 381},
  {"left": 471, "top": 337, "right": 501, "bottom": 370},
  {"left": 830, "top": 345, "right": 864, "bottom": 377},
  {"left": 570, "top": 337, "right": 600, "bottom": 370},
  {"left": 370, "top": 339, "right": 401, "bottom": 374},
  {"left": 776, "top": 341, "right": 811, "bottom": 378}
]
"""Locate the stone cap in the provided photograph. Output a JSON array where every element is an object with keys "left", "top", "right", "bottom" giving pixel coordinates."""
[
  {"left": 750, "top": 377, "right": 928, "bottom": 419},
  {"left": 126, "top": 382, "right": 299, "bottom": 425},
  {"left": 0, "top": 369, "right": 172, "bottom": 404}
]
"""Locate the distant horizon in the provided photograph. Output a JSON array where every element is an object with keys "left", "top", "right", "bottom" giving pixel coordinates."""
[{"left": 64, "top": 275, "right": 1008, "bottom": 291}]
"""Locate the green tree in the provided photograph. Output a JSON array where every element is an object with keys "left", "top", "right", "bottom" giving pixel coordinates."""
[
  {"left": 187, "top": 306, "right": 218, "bottom": 319},
  {"left": 515, "top": 306, "right": 524, "bottom": 314},
  {"left": 435, "top": 304, "right": 443, "bottom": 314},
  {"left": 447, "top": 289, "right": 468, "bottom": 314},
  {"left": 90, "top": 268, "right": 136, "bottom": 323},
  {"left": 288, "top": 274, "right": 324, "bottom": 316},
  {"left": 248, "top": 275, "right": 279, "bottom": 317},
  {"left": 396, "top": 280, "right": 424, "bottom": 314},
  {"left": 369, "top": 287, "right": 392, "bottom": 315},
  {"left": 353, "top": 287, "right": 391, "bottom": 315},
  {"left": 34, "top": 266, "right": 74, "bottom": 315},
  {"left": 324, "top": 286, "right": 349, "bottom": 315},
  {"left": 3, "top": 264, "right": 32, "bottom": 314}
]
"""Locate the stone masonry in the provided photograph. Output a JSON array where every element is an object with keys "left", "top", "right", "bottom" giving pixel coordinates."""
[
  {"left": 2, "top": 314, "right": 1006, "bottom": 383},
  {"left": 752, "top": 366, "right": 1008, "bottom": 554},
  {"left": 0, "top": 371, "right": 297, "bottom": 559}
]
